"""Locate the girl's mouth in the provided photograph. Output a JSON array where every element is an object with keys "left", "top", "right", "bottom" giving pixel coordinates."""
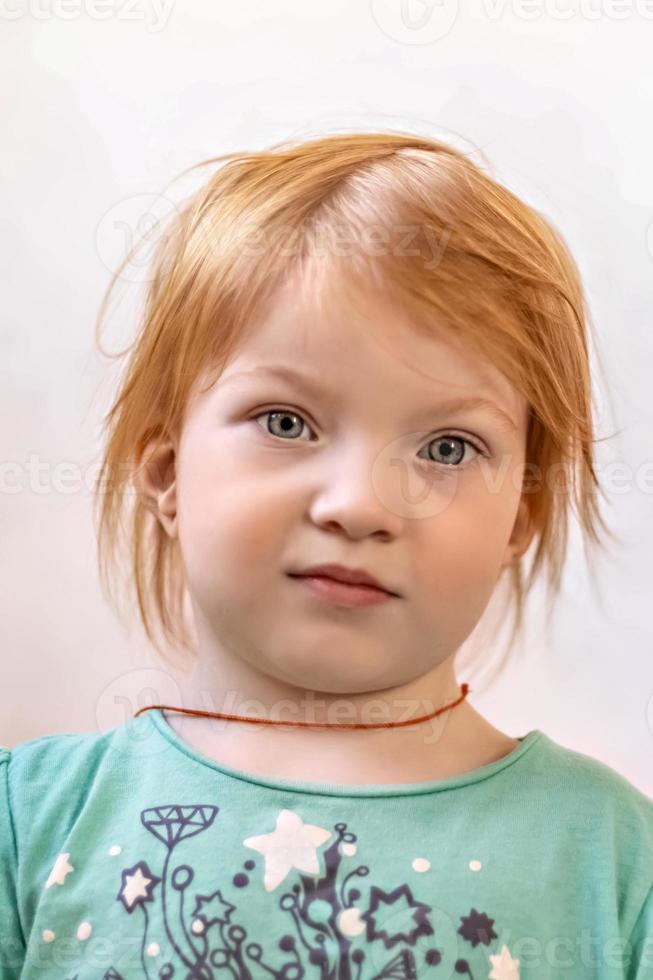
[{"left": 287, "top": 574, "right": 397, "bottom": 608}]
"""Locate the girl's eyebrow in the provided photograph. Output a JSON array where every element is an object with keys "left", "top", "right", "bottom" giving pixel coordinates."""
[{"left": 221, "top": 364, "right": 518, "bottom": 434}]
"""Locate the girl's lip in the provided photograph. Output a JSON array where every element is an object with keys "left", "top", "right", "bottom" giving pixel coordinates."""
[
  {"left": 287, "top": 574, "right": 396, "bottom": 608},
  {"left": 287, "top": 562, "right": 400, "bottom": 596}
]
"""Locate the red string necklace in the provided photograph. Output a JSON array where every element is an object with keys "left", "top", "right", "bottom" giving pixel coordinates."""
[{"left": 133, "top": 682, "right": 470, "bottom": 730}]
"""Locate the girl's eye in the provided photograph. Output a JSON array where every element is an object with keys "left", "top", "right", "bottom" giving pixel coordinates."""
[
  {"left": 418, "top": 434, "right": 485, "bottom": 468},
  {"left": 253, "top": 409, "right": 488, "bottom": 469},
  {"left": 254, "top": 409, "right": 314, "bottom": 442}
]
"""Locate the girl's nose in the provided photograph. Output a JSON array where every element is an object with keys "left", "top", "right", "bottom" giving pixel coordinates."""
[{"left": 306, "top": 451, "right": 404, "bottom": 541}]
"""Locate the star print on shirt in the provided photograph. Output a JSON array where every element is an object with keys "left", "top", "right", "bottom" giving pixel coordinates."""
[
  {"left": 117, "top": 859, "right": 162, "bottom": 913},
  {"left": 489, "top": 943, "right": 521, "bottom": 979},
  {"left": 44, "top": 853, "right": 74, "bottom": 888},
  {"left": 243, "top": 808, "right": 333, "bottom": 892}
]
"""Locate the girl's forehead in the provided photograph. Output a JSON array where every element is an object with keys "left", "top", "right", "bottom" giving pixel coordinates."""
[
  {"left": 237, "top": 271, "right": 440, "bottom": 357},
  {"left": 184, "top": 266, "right": 528, "bottom": 434},
  {"left": 226, "top": 278, "right": 512, "bottom": 400}
]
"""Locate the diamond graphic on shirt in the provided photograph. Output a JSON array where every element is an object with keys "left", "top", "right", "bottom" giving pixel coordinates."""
[{"left": 141, "top": 803, "right": 218, "bottom": 848}]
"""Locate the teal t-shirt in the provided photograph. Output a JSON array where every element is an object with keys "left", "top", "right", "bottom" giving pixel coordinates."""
[{"left": 1, "top": 709, "right": 652, "bottom": 979}]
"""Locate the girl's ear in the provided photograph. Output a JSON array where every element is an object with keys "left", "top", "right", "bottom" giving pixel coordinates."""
[
  {"left": 502, "top": 497, "right": 535, "bottom": 568},
  {"left": 133, "top": 438, "right": 178, "bottom": 539}
]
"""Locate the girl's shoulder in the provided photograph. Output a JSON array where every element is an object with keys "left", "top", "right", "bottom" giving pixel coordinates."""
[
  {"left": 2, "top": 727, "right": 115, "bottom": 807},
  {"left": 530, "top": 731, "right": 653, "bottom": 833},
  {"left": 0, "top": 725, "right": 141, "bottom": 979},
  {"left": 0, "top": 716, "right": 155, "bottom": 840},
  {"left": 535, "top": 731, "right": 653, "bottom": 803}
]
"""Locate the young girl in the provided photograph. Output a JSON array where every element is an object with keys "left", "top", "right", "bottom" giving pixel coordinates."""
[{"left": 2, "top": 131, "right": 651, "bottom": 979}]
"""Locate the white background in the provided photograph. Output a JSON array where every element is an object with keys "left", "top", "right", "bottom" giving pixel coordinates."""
[{"left": 2, "top": 0, "right": 652, "bottom": 794}]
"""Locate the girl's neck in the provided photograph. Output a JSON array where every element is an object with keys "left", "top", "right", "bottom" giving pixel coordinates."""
[{"left": 159, "top": 688, "right": 519, "bottom": 784}]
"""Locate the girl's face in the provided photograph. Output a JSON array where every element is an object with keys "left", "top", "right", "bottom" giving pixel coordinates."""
[{"left": 154, "top": 274, "right": 532, "bottom": 694}]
